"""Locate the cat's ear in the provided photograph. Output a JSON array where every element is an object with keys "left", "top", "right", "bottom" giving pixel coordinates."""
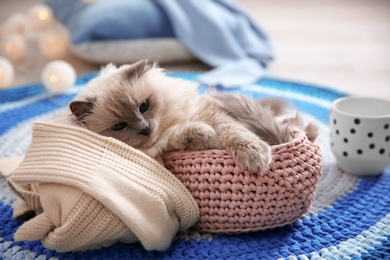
[
  {"left": 123, "top": 60, "right": 157, "bottom": 80},
  {"left": 69, "top": 99, "right": 95, "bottom": 122},
  {"left": 100, "top": 63, "right": 117, "bottom": 76}
]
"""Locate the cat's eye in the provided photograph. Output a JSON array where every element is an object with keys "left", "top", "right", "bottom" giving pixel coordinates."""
[
  {"left": 139, "top": 100, "right": 149, "bottom": 113},
  {"left": 111, "top": 122, "right": 127, "bottom": 131}
]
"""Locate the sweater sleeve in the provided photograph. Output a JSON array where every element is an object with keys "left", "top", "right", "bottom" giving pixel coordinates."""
[{"left": 8, "top": 121, "right": 199, "bottom": 252}]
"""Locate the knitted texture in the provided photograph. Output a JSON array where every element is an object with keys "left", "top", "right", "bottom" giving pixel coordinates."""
[
  {"left": 1, "top": 72, "right": 390, "bottom": 259},
  {"left": 7, "top": 121, "right": 199, "bottom": 252},
  {"left": 12, "top": 184, "right": 134, "bottom": 252},
  {"left": 164, "top": 129, "right": 322, "bottom": 233}
]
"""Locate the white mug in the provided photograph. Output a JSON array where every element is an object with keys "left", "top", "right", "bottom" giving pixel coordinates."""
[{"left": 330, "top": 96, "right": 390, "bottom": 176}]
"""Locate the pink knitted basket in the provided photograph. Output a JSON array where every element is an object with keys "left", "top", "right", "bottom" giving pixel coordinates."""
[{"left": 162, "top": 129, "right": 322, "bottom": 233}]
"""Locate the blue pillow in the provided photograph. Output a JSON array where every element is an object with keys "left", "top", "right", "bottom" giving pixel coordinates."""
[{"left": 46, "top": 0, "right": 175, "bottom": 44}]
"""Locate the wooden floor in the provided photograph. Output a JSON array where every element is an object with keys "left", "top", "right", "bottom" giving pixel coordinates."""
[
  {"left": 1, "top": 0, "right": 389, "bottom": 100},
  {"left": 238, "top": 0, "right": 390, "bottom": 100}
]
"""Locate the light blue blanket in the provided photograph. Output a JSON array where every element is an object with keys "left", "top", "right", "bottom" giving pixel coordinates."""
[{"left": 46, "top": 0, "right": 274, "bottom": 87}]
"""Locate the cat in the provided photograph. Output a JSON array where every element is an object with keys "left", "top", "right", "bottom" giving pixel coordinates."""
[{"left": 69, "top": 60, "right": 318, "bottom": 174}]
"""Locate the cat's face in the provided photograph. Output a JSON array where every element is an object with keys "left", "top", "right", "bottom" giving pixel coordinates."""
[
  {"left": 69, "top": 60, "right": 198, "bottom": 150},
  {"left": 70, "top": 61, "right": 165, "bottom": 149}
]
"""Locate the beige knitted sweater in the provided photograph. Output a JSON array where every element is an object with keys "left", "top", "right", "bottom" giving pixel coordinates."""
[{"left": 7, "top": 117, "right": 199, "bottom": 252}]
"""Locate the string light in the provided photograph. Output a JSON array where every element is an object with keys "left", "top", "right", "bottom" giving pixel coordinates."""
[
  {"left": 1, "top": 33, "right": 27, "bottom": 62},
  {"left": 0, "top": 57, "right": 14, "bottom": 88},
  {"left": 39, "top": 25, "right": 69, "bottom": 59},
  {"left": 0, "top": 4, "right": 76, "bottom": 91},
  {"left": 27, "top": 4, "right": 54, "bottom": 29},
  {"left": 0, "top": 13, "right": 28, "bottom": 38},
  {"left": 42, "top": 60, "right": 76, "bottom": 95}
]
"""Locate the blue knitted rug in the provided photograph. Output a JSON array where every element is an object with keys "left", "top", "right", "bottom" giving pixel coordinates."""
[{"left": 1, "top": 72, "right": 389, "bottom": 260}]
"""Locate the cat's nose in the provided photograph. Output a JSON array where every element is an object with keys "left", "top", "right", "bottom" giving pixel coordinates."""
[{"left": 138, "top": 126, "right": 150, "bottom": 136}]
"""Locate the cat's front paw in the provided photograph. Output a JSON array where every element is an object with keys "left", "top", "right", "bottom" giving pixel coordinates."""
[
  {"left": 167, "top": 122, "right": 223, "bottom": 151},
  {"left": 231, "top": 139, "right": 272, "bottom": 174}
]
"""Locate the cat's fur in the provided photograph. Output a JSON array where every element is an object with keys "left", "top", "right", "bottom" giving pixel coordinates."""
[{"left": 69, "top": 60, "right": 318, "bottom": 174}]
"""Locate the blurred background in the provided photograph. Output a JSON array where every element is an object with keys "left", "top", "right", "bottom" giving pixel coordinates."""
[{"left": 0, "top": 0, "right": 389, "bottom": 99}]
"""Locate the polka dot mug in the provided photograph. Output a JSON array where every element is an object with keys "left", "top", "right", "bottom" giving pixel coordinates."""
[{"left": 330, "top": 96, "right": 390, "bottom": 176}]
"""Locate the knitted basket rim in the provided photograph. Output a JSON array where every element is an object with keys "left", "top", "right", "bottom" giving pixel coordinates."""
[{"left": 162, "top": 128, "right": 308, "bottom": 161}]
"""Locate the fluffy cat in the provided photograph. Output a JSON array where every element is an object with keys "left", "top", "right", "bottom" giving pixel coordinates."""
[{"left": 69, "top": 60, "right": 318, "bottom": 174}]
